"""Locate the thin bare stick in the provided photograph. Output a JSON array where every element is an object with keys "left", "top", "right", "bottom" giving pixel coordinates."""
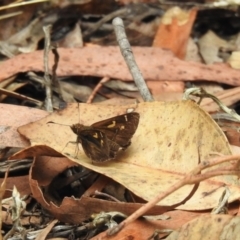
[
  {"left": 0, "top": 11, "right": 22, "bottom": 20},
  {"left": 189, "top": 154, "right": 240, "bottom": 173},
  {"left": 43, "top": 25, "right": 53, "bottom": 112},
  {"left": 0, "top": 0, "right": 48, "bottom": 11},
  {"left": 0, "top": 88, "right": 42, "bottom": 107},
  {"left": 93, "top": 190, "right": 121, "bottom": 203},
  {"left": 83, "top": 8, "right": 127, "bottom": 38},
  {"left": 86, "top": 77, "right": 110, "bottom": 103},
  {"left": 107, "top": 154, "right": 240, "bottom": 236},
  {"left": 51, "top": 45, "right": 64, "bottom": 101},
  {"left": 112, "top": 17, "right": 154, "bottom": 102}
]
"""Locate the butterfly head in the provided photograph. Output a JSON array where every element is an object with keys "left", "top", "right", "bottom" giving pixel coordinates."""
[{"left": 71, "top": 123, "right": 84, "bottom": 135}]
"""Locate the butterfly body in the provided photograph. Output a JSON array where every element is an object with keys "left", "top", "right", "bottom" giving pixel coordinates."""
[{"left": 70, "top": 112, "right": 140, "bottom": 162}]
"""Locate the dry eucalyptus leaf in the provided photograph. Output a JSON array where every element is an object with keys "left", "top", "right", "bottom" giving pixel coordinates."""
[
  {"left": 227, "top": 51, "right": 240, "bottom": 69},
  {"left": 14, "top": 101, "right": 240, "bottom": 210},
  {"left": 0, "top": 104, "right": 48, "bottom": 148},
  {"left": 28, "top": 156, "right": 168, "bottom": 224},
  {"left": 2, "top": 47, "right": 240, "bottom": 87},
  {"left": 165, "top": 214, "right": 240, "bottom": 240},
  {"left": 161, "top": 6, "right": 191, "bottom": 25},
  {"left": 198, "top": 30, "right": 233, "bottom": 64},
  {"left": 185, "top": 38, "right": 202, "bottom": 62},
  {"left": 0, "top": 17, "right": 44, "bottom": 57},
  {"left": 57, "top": 22, "right": 83, "bottom": 48}
]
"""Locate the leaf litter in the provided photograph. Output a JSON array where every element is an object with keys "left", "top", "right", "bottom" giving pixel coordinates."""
[
  {"left": 2, "top": 1, "right": 240, "bottom": 239},
  {"left": 12, "top": 101, "right": 240, "bottom": 211}
]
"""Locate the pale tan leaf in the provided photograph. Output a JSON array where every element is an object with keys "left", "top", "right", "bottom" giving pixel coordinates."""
[
  {"left": 198, "top": 30, "right": 232, "bottom": 64},
  {"left": 165, "top": 214, "right": 240, "bottom": 240},
  {"left": 228, "top": 51, "right": 240, "bottom": 69},
  {"left": 14, "top": 101, "right": 239, "bottom": 211}
]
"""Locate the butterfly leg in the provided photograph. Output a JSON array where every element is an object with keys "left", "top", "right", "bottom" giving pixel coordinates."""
[{"left": 62, "top": 141, "right": 79, "bottom": 158}]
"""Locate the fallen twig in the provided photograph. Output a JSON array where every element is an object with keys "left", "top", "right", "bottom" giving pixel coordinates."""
[
  {"left": 112, "top": 17, "right": 154, "bottom": 102},
  {"left": 106, "top": 154, "right": 240, "bottom": 236},
  {"left": 43, "top": 25, "right": 53, "bottom": 112},
  {"left": 86, "top": 77, "right": 110, "bottom": 103}
]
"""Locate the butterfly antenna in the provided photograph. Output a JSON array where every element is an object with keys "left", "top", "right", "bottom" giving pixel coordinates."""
[{"left": 47, "top": 121, "right": 70, "bottom": 127}]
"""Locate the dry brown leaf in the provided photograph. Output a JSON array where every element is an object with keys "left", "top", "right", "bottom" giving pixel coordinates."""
[
  {"left": 0, "top": 175, "right": 30, "bottom": 198},
  {"left": 185, "top": 38, "right": 202, "bottom": 62},
  {"left": 12, "top": 101, "right": 240, "bottom": 211},
  {"left": 0, "top": 168, "right": 9, "bottom": 240},
  {"left": 0, "top": 17, "right": 44, "bottom": 57},
  {"left": 198, "top": 30, "right": 234, "bottom": 64},
  {"left": 1, "top": 47, "right": 240, "bottom": 86},
  {"left": 1, "top": 210, "right": 41, "bottom": 226},
  {"left": 57, "top": 22, "right": 83, "bottom": 48},
  {"left": 147, "top": 80, "right": 184, "bottom": 93},
  {"left": 92, "top": 218, "right": 167, "bottom": 240},
  {"left": 0, "top": 104, "right": 48, "bottom": 148},
  {"left": 92, "top": 211, "right": 203, "bottom": 240},
  {"left": 153, "top": 7, "right": 197, "bottom": 59},
  {"left": 29, "top": 156, "right": 169, "bottom": 223},
  {"left": 151, "top": 6, "right": 197, "bottom": 93},
  {"left": 165, "top": 214, "right": 240, "bottom": 240},
  {"left": 35, "top": 219, "right": 58, "bottom": 240},
  {"left": 215, "top": 119, "right": 240, "bottom": 147},
  {"left": 93, "top": 204, "right": 239, "bottom": 239}
]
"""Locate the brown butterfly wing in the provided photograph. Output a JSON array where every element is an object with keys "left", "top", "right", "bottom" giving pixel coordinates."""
[
  {"left": 77, "top": 129, "right": 110, "bottom": 161},
  {"left": 91, "top": 112, "right": 140, "bottom": 148},
  {"left": 80, "top": 133, "right": 122, "bottom": 162},
  {"left": 71, "top": 124, "right": 123, "bottom": 162},
  {"left": 70, "top": 112, "right": 139, "bottom": 162}
]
